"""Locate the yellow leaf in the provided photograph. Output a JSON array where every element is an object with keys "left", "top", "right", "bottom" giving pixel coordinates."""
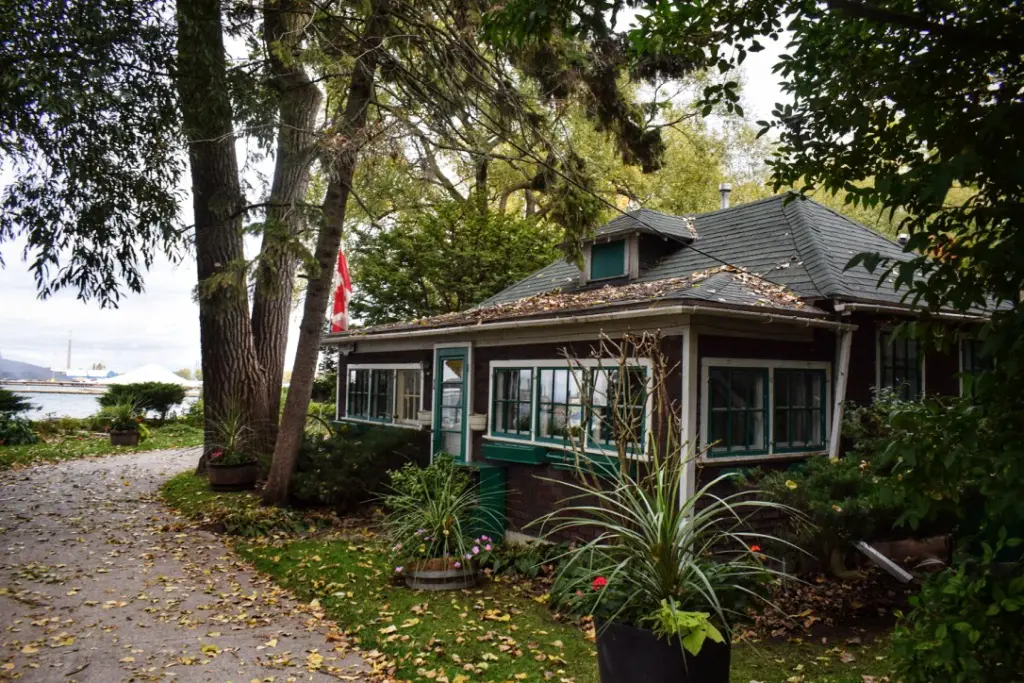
[
  {"left": 120, "top": 656, "right": 135, "bottom": 663},
  {"left": 379, "top": 625, "right": 398, "bottom": 634},
  {"left": 200, "top": 644, "right": 220, "bottom": 655},
  {"left": 785, "top": 479, "right": 798, "bottom": 490},
  {"left": 265, "top": 638, "right": 278, "bottom": 648},
  {"left": 453, "top": 675, "right": 470, "bottom": 683},
  {"left": 400, "top": 618, "right": 420, "bottom": 628},
  {"left": 308, "top": 652, "right": 324, "bottom": 669},
  {"left": 21, "top": 646, "right": 38, "bottom": 654}
]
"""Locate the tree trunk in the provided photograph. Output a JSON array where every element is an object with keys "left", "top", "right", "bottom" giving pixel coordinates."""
[
  {"left": 251, "top": 0, "right": 323, "bottom": 451},
  {"left": 262, "top": 0, "right": 391, "bottom": 504},
  {"left": 174, "top": 0, "right": 270, "bottom": 471}
]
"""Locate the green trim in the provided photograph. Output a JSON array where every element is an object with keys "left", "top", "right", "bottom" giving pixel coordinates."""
[
  {"left": 545, "top": 449, "right": 625, "bottom": 479},
  {"left": 590, "top": 240, "right": 626, "bottom": 280},
  {"left": 534, "top": 366, "right": 585, "bottom": 447},
  {"left": 433, "top": 347, "right": 469, "bottom": 463},
  {"left": 346, "top": 367, "right": 394, "bottom": 424},
  {"left": 586, "top": 366, "right": 647, "bottom": 455},
  {"left": 707, "top": 366, "right": 770, "bottom": 458},
  {"left": 481, "top": 441, "right": 548, "bottom": 464},
  {"left": 490, "top": 367, "right": 534, "bottom": 440}
]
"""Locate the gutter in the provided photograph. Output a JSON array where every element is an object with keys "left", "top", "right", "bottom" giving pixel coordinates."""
[
  {"left": 324, "top": 303, "right": 858, "bottom": 345},
  {"left": 834, "top": 301, "right": 988, "bottom": 322}
]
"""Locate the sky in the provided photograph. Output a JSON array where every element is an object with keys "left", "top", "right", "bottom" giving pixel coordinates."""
[{"left": 0, "top": 39, "right": 788, "bottom": 376}]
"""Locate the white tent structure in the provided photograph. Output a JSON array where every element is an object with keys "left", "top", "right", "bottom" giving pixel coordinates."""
[{"left": 106, "top": 364, "right": 202, "bottom": 389}]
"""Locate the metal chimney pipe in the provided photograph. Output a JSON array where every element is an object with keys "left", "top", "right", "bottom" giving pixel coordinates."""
[{"left": 719, "top": 182, "right": 732, "bottom": 210}]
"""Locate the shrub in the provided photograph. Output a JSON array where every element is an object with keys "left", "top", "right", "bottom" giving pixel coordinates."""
[
  {"left": 479, "top": 539, "right": 568, "bottom": 579},
  {"left": 0, "top": 414, "right": 37, "bottom": 445},
  {"left": 184, "top": 397, "right": 203, "bottom": 427},
  {"left": 98, "top": 401, "right": 143, "bottom": 432},
  {"left": 290, "top": 424, "right": 426, "bottom": 511},
  {"left": 207, "top": 402, "right": 257, "bottom": 466},
  {"left": 310, "top": 372, "right": 337, "bottom": 404},
  {"left": 99, "top": 382, "right": 186, "bottom": 419}
]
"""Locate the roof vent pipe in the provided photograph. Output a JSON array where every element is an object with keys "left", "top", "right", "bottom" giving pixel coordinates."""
[{"left": 719, "top": 183, "right": 732, "bottom": 210}]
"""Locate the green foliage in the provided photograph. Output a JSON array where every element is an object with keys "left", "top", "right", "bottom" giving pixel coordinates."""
[
  {"left": 99, "top": 401, "right": 142, "bottom": 432},
  {"left": 647, "top": 601, "right": 725, "bottom": 656},
  {"left": 0, "top": 0, "right": 183, "bottom": 304},
  {"left": 290, "top": 424, "right": 426, "bottom": 512},
  {"left": 1, "top": 423, "right": 203, "bottom": 470},
  {"left": 310, "top": 372, "right": 337, "bottom": 404},
  {"left": 0, "top": 414, "right": 37, "bottom": 446},
  {"left": 0, "top": 388, "right": 36, "bottom": 415},
  {"left": 892, "top": 544, "right": 1024, "bottom": 683},
  {"left": 381, "top": 456, "right": 481, "bottom": 567},
  {"left": 350, "top": 200, "right": 561, "bottom": 325},
  {"left": 480, "top": 540, "right": 567, "bottom": 579},
  {"left": 161, "top": 473, "right": 333, "bottom": 538},
  {"left": 753, "top": 455, "right": 901, "bottom": 572},
  {"left": 184, "top": 397, "right": 204, "bottom": 428},
  {"left": 99, "top": 382, "right": 187, "bottom": 419},
  {"left": 207, "top": 402, "right": 257, "bottom": 466}
]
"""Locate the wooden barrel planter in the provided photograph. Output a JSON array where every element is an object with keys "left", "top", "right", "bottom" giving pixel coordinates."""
[
  {"left": 208, "top": 461, "right": 259, "bottom": 491},
  {"left": 109, "top": 430, "right": 140, "bottom": 447},
  {"left": 404, "top": 561, "right": 477, "bottom": 591}
]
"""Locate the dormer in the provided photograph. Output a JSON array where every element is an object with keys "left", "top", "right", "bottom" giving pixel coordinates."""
[{"left": 579, "top": 209, "right": 695, "bottom": 287}]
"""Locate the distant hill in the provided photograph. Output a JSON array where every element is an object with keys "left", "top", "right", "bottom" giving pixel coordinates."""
[{"left": 0, "top": 356, "right": 58, "bottom": 381}]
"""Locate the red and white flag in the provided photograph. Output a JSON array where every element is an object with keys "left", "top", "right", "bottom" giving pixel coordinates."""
[{"left": 330, "top": 249, "right": 353, "bottom": 333}]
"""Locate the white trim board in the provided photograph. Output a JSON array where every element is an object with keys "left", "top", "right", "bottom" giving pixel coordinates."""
[
  {"left": 341, "top": 362, "right": 426, "bottom": 427},
  {"left": 699, "top": 356, "right": 833, "bottom": 464}
]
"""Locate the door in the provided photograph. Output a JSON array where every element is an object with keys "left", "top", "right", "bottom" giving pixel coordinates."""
[{"left": 434, "top": 347, "right": 468, "bottom": 462}]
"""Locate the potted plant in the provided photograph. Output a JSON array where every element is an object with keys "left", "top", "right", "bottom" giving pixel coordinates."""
[
  {"left": 535, "top": 340, "right": 800, "bottom": 683},
  {"left": 102, "top": 400, "right": 143, "bottom": 446},
  {"left": 382, "top": 455, "right": 498, "bottom": 591},
  {"left": 206, "top": 405, "right": 258, "bottom": 491}
]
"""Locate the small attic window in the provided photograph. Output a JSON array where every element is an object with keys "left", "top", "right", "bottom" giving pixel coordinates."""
[{"left": 590, "top": 240, "right": 627, "bottom": 280}]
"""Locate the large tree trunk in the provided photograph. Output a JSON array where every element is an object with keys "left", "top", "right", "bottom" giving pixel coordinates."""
[
  {"left": 175, "top": 0, "right": 270, "bottom": 471},
  {"left": 262, "top": 0, "right": 391, "bottom": 504},
  {"left": 251, "top": 0, "right": 323, "bottom": 451}
]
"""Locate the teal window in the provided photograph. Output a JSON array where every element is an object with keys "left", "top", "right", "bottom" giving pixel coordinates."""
[
  {"left": 435, "top": 352, "right": 467, "bottom": 460},
  {"left": 589, "top": 367, "right": 646, "bottom": 452},
  {"left": 709, "top": 367, "right": 768, "bottom": 455},
  {"left": 879, "top": 331, "right": 922, "bottom": 400},
  {"left": 773, "top": 369, "right": 826, "bottom": 452},
  {"left": 590, "top": 240, "right": 626, "bottom": 280},
  {"left": 536, "top": 368, "right": 585, "bottom": 443},
  {"left": 492, "top": 368, "right": 533, "bottom": 438}
]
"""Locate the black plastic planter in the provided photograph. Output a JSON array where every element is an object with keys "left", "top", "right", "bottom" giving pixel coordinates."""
[{"left": 596, "top": 620, "right": 730, "bottom": 683}]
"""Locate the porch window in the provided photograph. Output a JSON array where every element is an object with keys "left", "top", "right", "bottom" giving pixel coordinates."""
[
  {"left": 879, "top": 331, "right": 922, "bottom": 400},
  {"left": 590, "top": 240, "right": 626, "bottom": 280},
  {"left": 589, "top": 367, "right": 646, "bottom": 452},
  {"left": 345, "top": 365, "right": 422, "bottom": 426},
  {"left": 708, "top": 367, "right": 768, "bottom": 455},
  {"left": 773, "top": 369, "right": 826, "bottom": 451},
  {"left": 492, "top": 368, "right": 533, "bottom": 439},
  {"left": 537, "top": 368, "right": 585, "bottom": 442}
]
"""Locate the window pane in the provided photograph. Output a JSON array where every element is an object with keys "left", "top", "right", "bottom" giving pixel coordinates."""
[
  {"left": 371, "top": 369, "right": 393, "bottom": 420},
  {"left": 395, "top": 370, "right": 420, "bottom": 421},
  {"left": 492, "top": 368, "right": 533, "bottom": 437},
  {"left": 774, "top": 369, "right": 826, "bottom": 450},
  {"left": 708, "top": 368, "right": 766, "bottom": 454}
]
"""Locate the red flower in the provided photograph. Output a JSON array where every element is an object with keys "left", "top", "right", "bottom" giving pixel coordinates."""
[
  {"left": 750, "top": 545, "right": 762, "bottom": 553},
  {"left": 210, "top": 449, "right": 223, "bottom": 460},
  {"left": 592, "top": 576, "right": 608, "bottom": 591}
]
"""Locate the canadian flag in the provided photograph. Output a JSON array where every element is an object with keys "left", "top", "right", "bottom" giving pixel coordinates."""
[{"left": 330, "top": 249, "right": 353, "bottom": 333}]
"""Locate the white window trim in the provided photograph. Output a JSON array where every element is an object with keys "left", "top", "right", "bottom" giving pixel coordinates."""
[
  {"left": 342, "top": 362, "right": 425, "bottom": 430},
  {"left": 699, "top": 357, "right": 832, "bottom": 465},
  {"left": 485, "top": 357, "right": 655, "bottom": 460},
  {"left": 875, "top": 328, "right": 926, "bottom": 397},
  {"left": 584, "top": 237, "right": 631, "bottom": 283}
]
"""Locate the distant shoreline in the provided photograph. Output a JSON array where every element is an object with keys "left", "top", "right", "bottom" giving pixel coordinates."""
[{"left": 1, "top": 382, "right": 200, "bottom": 396}]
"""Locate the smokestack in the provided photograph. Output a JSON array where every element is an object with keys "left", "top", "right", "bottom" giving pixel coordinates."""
[{"left": 719, "top": 183, "right": 732, "bottom": 210}]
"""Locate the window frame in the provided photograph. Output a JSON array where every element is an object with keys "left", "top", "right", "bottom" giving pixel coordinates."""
[
  {"left": 342, "top": 363, "right": 425, "bottom": 429},
  {"left": 700, "top": 358, "right": 832, "bottom": 464},
  {"left": 707, "top": 366, "right": 770, "bottom": 457},
  {"left": 772, "top": 368, "right": 829, "bottom": 454},
  {"left": 875, "top": 328, "right": 925, "bottom": 399},
  {"left": 958, "top": 333, "right": 992, "bottom": 396},
  {"left": 490, "top": 367, "right": 535, "bottom": 441},
  {"left": 485, "top": 358, "right": 654, "bottom": 458}
]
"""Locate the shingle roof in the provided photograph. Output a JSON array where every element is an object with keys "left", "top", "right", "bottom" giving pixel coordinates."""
[
  {"left": 594, "top": 207, "right": 696, "bottom": 243},
  {"left": 340, "top": 266, "right": 828, "bottom": 337},
  {"left": 480, "top": 194, "right": 914, "bottom": 308}
]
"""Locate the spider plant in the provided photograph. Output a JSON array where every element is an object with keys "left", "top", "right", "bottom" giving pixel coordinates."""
[
  {"left": 207, "top": 401, "right": 257, "bottom": 466},
  {"left": 536, "top": 334, "right": 803, "bottom": 650}
]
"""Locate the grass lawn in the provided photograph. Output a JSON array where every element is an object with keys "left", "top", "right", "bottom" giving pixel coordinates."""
[
  {"left": 161, "top": 475, "right": 897, "bottom": 683},
  {"left": 0, "top": 422, "right": 203, "bottom": 470}
]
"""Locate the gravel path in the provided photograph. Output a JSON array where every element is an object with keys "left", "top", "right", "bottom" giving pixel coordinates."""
[{"left": 0, "top": 449, "right": 369, "bottom": 682}]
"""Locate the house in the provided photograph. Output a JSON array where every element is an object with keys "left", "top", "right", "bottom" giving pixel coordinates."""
[{"left": 323, "top": 192, "right": 988, "bottom": 541}]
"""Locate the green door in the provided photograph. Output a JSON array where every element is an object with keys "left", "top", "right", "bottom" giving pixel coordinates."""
[{"left": 434, "top": 347, "right": 469, "bottom": 462}]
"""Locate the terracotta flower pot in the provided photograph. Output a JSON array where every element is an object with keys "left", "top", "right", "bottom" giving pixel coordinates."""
[
  {"left": 403, "top": 558, "right": 477, "bottom": 591},
  {"left": 109, "top": 430, "right": 140, "bottom": 447},
  {"left": 596, "top": 620, "right": 730, "bottom": 683},
  {"left": 208, "top": 461, "right": 259, "bottom": 491}
]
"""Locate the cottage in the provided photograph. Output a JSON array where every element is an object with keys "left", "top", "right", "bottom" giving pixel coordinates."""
[{"left": 323, "top": 192, "right": 987, "bottom": 541}]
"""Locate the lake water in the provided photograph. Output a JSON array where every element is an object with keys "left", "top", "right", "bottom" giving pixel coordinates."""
[{"left": 3, "top": 385, "right": 197, "bottom": 419}]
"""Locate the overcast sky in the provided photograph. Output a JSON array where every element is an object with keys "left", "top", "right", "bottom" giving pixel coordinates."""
[{"left": 0, "top": 41, "right": 787, "bottom": 375}]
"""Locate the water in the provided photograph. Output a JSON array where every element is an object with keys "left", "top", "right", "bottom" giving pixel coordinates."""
[{"left": 3, "top": 384, "right": 197, "bottom": 419}]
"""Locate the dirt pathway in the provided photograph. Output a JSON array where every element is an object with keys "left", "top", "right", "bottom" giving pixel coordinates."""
[{"left": 0, "top": 449, "right": 369, "bottom": 682}]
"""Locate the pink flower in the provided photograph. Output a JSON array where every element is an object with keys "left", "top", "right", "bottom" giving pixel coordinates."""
[
  {"left": 592, "top": 576, "right": 608, "bottom": 591},
  {"left": 209, "top": 449, "right": 223, "bottom": 460},
  {"left": 472, "top": 546, "right": 480, "bottom": 555},
  {"left": 453, "top": 561, "right": 462, "bottom": 569},
  {"left": 481, "top": 535, "right": 491, "bottom": 542},
  {"left": 484, "top": 544, "right": 493, "bottom": 552},
  {"left": 394, "top": 566, "right": 404, "bottom": 574},
  {"left": 465, "top": 553, "right": 472, "bottom": 560}
]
